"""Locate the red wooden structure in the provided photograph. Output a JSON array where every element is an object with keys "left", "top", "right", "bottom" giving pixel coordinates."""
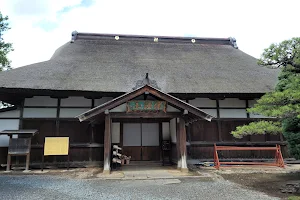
[{"left": 213, "top": 143, "right": 285, "bottom": 170}]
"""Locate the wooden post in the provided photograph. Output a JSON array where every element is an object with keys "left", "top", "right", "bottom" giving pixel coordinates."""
[
  {"left": 25, "top": 154, "right": 30, "bottom": 171},
  {"left": 103, "top": 114, "right": 111, "bottom": 174},
  {"left": 89, "top": 100, "right": 95, "bottom": 163},
  {"left": 5, "top": 135, "right": 12, "bottom": 172},
  {"left": 6, "top": 155, "right": 11, "bottom": 172},
  {"left": 89, "top": 124, "right": 95, "bottom": 162},
  {"left": 216, "top": 99, "right": 222, "bottom": 141},
  {"left": 176, "top": 118, "right": 181, "bottom": 169},
  {"left": 179, "top": 118, "right": 188, "bottom": 172}
]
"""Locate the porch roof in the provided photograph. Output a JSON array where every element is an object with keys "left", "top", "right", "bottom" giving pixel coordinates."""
[{"left": 76, "top": 84, "right": 213, "bottom": 123}]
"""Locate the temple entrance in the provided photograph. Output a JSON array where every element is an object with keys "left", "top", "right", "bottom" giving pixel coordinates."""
[
  {"left": 77, "top": 84, "right": 213, "bottom": 173},
  {"left": 122, "top": 123, "right": 160, "bottom": 161}
]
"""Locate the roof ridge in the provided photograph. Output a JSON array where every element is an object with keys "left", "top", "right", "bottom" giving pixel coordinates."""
[{"left": 70, "top": 31, "right": 238, "bottom": 48}]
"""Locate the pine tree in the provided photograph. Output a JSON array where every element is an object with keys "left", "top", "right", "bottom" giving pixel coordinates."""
[{"left": 231, "top": 38, "right": 300, "bottom": 158}]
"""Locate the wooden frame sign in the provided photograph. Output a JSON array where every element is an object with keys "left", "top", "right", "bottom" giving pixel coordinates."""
[
  {"left": 127, "top": 100, "right": 167, "bottom": 113},
  {"left": 44, "top": 137, "right": 69, "bottom": 156},
  {"left": 42, "top": 137, "right": 70, "bottom": 171}
]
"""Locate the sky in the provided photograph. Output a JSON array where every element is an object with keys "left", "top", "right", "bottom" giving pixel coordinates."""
[{"left": 0, "top": 0, "right": 299, "bottom": 68}]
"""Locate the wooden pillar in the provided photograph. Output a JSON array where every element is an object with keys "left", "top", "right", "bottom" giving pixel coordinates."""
[
  {"left": 179, "top": 118, "right": 188, "bottom": 172},
  {"left": 89, "top": 99, "right": 95, "bottom": 163},
  {"left": 54, "top": 98, "right": 61, "bottom": 163},
  {"left": 5, "top": 135, "right": 12, "bottom": 172},
  {"left": 103, "top": 114, "right": 111, "bottom": 174},
  {"left": 176, "top": 118, "right": 181, "bottom": 169},
  {"left": 216, "top": 99, "right": 222, "bottom": 141},
  {"left": 89, "top": 124, "right": 95, "bottom": 162}
]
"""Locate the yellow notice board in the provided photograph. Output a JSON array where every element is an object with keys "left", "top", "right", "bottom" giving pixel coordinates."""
[{"left": 44, "top": 137, "right": 69, "bottom": 156}]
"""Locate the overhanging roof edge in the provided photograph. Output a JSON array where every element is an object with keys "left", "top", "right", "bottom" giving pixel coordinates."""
[{"left": 76, "top": 84, "right": 214, "bottom": 122}]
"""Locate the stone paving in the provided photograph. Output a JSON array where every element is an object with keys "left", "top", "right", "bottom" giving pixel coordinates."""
[{"left": 96, "top": 165, "right": 204, "bottom": 179}]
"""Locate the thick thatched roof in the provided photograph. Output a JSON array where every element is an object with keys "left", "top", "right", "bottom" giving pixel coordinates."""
[{"left": 0, "top": 32, "right": 278, "bottom": 94}]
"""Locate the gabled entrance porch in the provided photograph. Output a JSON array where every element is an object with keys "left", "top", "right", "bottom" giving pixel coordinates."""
[{"left": 77, "top": 84, "right": 213, "bottom": 174}]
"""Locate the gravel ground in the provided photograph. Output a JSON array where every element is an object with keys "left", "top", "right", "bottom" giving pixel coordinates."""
[{"left": 0, "top": 175, "right": 278, "bottom": 200}]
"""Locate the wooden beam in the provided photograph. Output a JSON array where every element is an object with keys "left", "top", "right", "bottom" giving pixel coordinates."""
[
  {"left": 89, "top": 124, "right": 95, "bottom": 162},
  {"left": 112, "top": 118, "right": 170, "bottom": 123},
  {"left": 79, "top": 88, "right": 146, "bottom": 121},
  {"left": 245, "top": 100, "right": 250, "bottom": 118},
  {"left": 216, "top": 99, "right": 222, "bottom": 141},
  {"left": 185, "top": 100, "right": 192, "bottom": 143},
  {"left": 149, "top": 89, "right": 212, "bottom": 121},
  {"left": 31, "top": 143, "right": 104, "bottom": 148},
  {"left": 78, "top": 85, "right": 213, "bottom": 122},
  {"left": 179, "top": 118, "right": 188, "bottom": 172},
  {"left": 19, "top": 100, "right": 24, "bottom": 130},
  {"left": 110, "top": 112, "right": 182, "bottom": 119},
  {"left": 54, "top": 98, "right": 61, "bottom": 163},
  {"left": 103, "top": 114, "right": 111, "bottom": 174},
  {"left": 190, "top": 141, "right": 287, "bottom": 147},
  {"left": 176, "top": 118, "right": 181, "bottom": 169}
]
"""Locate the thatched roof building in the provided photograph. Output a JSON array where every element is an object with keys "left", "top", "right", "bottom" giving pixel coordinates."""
[
  {"left": 0, "top": 32, "right": 284, "bottom": 172},
  {"left": 0, "top": 32, "right": 278, "bottom": 96}
]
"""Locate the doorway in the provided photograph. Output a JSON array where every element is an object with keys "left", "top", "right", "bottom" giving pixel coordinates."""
[{"left": 122, "top": 123, "right": 160, "bottom": 161}]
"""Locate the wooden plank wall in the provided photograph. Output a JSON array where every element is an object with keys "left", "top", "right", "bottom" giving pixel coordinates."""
[
  {"left": 189, "top": 119, "right": 287, "bottom": 159},
  {"left": 21, "top": 119, "right": 105, "bottom": 165},
  {"left": 0, "top": 96, "right": 289, "bottom": 166}
]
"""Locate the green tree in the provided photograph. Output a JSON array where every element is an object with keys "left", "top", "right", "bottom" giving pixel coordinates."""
[
  {"left": 231, "top": 38, "right": 300, "bottom": 158},
  {"left": 0, "top": 12, "right": 13, "bottom": 71},
  {"left": 0, "top": 12, "right": 13, "bottom": 108}
]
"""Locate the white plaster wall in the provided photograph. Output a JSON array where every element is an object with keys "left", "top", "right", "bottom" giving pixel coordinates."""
[
  {"left": 219, "top": 98, "right": 246, "bottom": 107},
  {"left": 189, "top": 98, "right": 216, "bottom": 107},
  {"left": 170, "top": 118, "right": 177, "bottom": 143},
  {"left": 61, "top": 97, "right": 91, "bottom": 107},
  {"left": 167, "top": 105, "right": 181, "bottom": 112},
  {"left": 94, "top": 97, "right": 113, "bottom": 106},
  {"left": 123, "top": 123, "right": 141, "bottom": 146},
  {"left": 162, "top": 122, "right": 170, "bottom": 140},
  {"left": 110, "top": 104, "right": 127, "bottom": 112},
  {"left": 200, "top": 109, "right": 217, "bottom": 117},
  {"left": 0, "top": 119, "right": 19, "bottom": 147},
  {"left": 219, "top": 109, "right": 247, "bottom": 118},
  {"left": 111, "top": 122, "right": 120, "bottom": 143},
  {"left": 24, "top": 96, "right": 57, "bottom": 106},
  {"left": 23, "top": 108, "right": 57, "bottom": 118},
  {"left": 142, "top": 123, "right": 159, "bottom": 146},
  {"left": 0, "top": 109, "right": 20, "bottom": 118},
  {"left": 59, "top": 108, "right": 90, "bottom": 118}
]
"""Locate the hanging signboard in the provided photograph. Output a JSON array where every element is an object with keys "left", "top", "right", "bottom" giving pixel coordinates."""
[
  {"left": 44, "top": 137, "right": 69, "bottom": 156},
  {"left": 127, "top": 101, "right": 167, "bottom": 113}
]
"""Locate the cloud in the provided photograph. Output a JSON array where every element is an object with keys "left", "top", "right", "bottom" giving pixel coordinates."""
[
  {"left": 58, "top": 0, "right": 94, "bottom": 15},
  {"left": 4, "top": 0, "right": 83, "bottom": 16},
  {"left": 34, "top": 20, "right": 59, "bottom": 32},
  {"left": 1, "top": 0, "right": 300, "bottom": 68}
]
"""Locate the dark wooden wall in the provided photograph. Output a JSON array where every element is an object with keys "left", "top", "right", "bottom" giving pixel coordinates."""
[
  {"left": 20, "top": 119, "right": 105, "bottom": 165},
  {"left": 189, "top": 119, "right": 287, "bottom": 159},
  {"left": 0, "top": 118, "right": 288, "bottom": 167}
]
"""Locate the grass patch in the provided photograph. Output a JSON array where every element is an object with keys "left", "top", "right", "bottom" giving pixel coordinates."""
[{"left": 288, "top": 196, "right": 300, "bottom": 200}]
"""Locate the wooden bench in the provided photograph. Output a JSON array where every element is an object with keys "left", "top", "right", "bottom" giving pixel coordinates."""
[{"left": 213, "top": 143, "right": 285, "bottom": 170}]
